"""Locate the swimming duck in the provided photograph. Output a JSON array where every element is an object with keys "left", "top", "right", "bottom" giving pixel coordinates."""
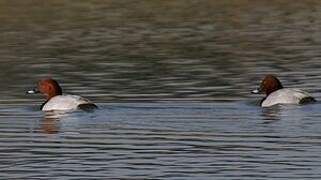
[
  {"left": 27, "top": 78, "right": 97, "bottom": 111},
  {"left": 252, "top": 75, "right": 316, "bottom": 107}
]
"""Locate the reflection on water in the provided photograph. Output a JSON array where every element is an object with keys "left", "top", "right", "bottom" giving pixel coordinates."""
[
  {"left": 39, "top": 111, "right": 70, "bottom": 134},
  {"left": 1, "top": 103, "right": 321, "bottom": 179},
  {"left": 1, "top": 0, "right": 321, "bottom": 179},
  {"left": 261, "top": 106, "right": 283, "bottom": 121}
]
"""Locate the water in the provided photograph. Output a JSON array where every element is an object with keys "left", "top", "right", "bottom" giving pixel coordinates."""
[{"left": 1, "top": 0, "right": 321, "bottom": 179}]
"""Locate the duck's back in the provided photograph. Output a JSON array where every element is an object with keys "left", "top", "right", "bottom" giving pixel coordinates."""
[
  {"left": 42, "top": 95, "right": 95, "bottom": 111},
  {"left": 261, "top": 88, "right": 315, "bottom": 107}
]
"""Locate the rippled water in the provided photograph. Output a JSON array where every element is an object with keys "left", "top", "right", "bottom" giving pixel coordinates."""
[{"left": 1, "top": 1, "right": 321, "bottom": 179}]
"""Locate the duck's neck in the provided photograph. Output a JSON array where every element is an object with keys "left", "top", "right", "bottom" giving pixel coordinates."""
[
  {"left": 266, "top": 87, "right": 282, "bottom": 96},
  {"left": 40, "top": 100, "right": 48, "bottom": 110},
  {"left": 46, "top": 89, "right": 62, "bottom": 100}
]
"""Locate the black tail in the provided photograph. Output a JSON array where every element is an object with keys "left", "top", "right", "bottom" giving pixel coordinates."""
[
  {"left": 78, "top": 103, "right": 98, "bottom": 112},
  {"left": 299, "top": 97, "right": 316, "bottom": 105}
]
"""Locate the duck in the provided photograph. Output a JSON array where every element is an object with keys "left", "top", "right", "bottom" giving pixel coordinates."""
[
  {"left": 251, "top": 75, "right": 316, "bottom": 107},
  {"left": 27, "top": 78, "right": 97, "bottom": 111}
]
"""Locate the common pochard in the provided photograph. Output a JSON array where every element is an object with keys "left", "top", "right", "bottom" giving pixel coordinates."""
[
  {"left": 27, "top": 79, "right": 97, "bottom": 111},
  {"left": 252, "top": 75, "right": 316, "bottom": 107}
]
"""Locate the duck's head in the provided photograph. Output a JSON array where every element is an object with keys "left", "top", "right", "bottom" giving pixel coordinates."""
[
  {"left": 252, "top": 75, "right": 283, "bottom": 96},
  {"left": 27, "top": 79, "right": 62, "bottom": 100}
]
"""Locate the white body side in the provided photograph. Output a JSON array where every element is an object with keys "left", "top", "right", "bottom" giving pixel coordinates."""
[
  {"left": 42, "top": 95, "right": 93, "bottom": 111},
  {"left": 261, "top": 88, "right": 313, "bottom": 107}
]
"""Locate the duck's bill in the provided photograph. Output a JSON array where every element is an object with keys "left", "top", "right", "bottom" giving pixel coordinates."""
[
  {"left": 251, "top": 89, "right": 260, "bottom": 94},
  {"left": 26, "top": 89, "right": 39, "bottom": 94}
]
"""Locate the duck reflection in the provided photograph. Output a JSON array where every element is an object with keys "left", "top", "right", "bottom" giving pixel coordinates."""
[
  {"left": 39, "top": 111, "right": 68, "bottom": 134},
  {"left": 261, "top": 106, "right": 282, "bottom": 122}
]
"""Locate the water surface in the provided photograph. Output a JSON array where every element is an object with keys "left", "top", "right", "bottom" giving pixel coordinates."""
[{"left": 1, "top": 1, "right": 321, "bottom": 179}]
